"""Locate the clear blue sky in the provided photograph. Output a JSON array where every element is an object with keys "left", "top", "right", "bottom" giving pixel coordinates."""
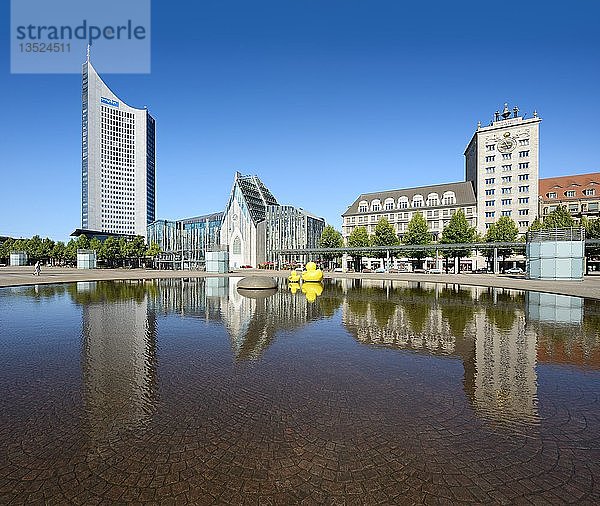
[{"left": 1, "top": 0, "right": 599, "bottom": 241}]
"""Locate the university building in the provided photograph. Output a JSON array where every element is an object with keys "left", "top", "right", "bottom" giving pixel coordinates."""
[
  {"left": 539, "top": 172, "right": 600, "bottom": 221},
  {"left": 81, "top": 51, "right": 156, "bottom": 238},
  {"left": 149, "top": 172, "right": 325, "bottom": 269}
]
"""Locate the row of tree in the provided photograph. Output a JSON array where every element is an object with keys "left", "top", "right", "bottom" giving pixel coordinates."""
[
  {"left": 318, "top": 206, "right": 600, "bottom": 272},
  {"left": 0, "top": 235, "right": 161, "bottom": 268}
]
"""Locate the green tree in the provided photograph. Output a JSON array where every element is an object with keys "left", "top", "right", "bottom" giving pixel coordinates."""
[
  {"left": 484, "top": 216, "right": 519, "bottom": 271},
  {"left": 402, "top": 213, "right": 432, "bottom": 268},
  {"left": 129, "top": 236, "right": 147, "bottom": 267},
  {"left": 347, "top": 226, "right": 370, "bottom": 271},
  {"left": 371, "top": 217, "right": 399, "bottom": 266},
  {"left": 439, "top": 210, "right": 476, "bottom": 273},
  {"left": 319, "top": 225, "right": 343, "bottom": 264},
  {"left": 75, "top": 234, "right": 90, "bottom": 250},
  {"left": 527, "top": 217, "right": 543, "bottom": 233},
  {"left": 146, "top": 242, "right": 161, "bottom": 257},
  {"left": 542, "top": 205, "right": 575, "bottom": 229},
  {"left": 51, "top": 241, "right": 66, "bottom": 265},
  {"left": 118, "top": 237, "right": 130, "bottom": 267},
  {"left": 41, "top": 237, "right": 55, "bottom": 263},
  {"left": 89, "top": 238, "right": 102, "bottom": 256},
  {"left": 0, "top": 238, "right": 14, "bottom": 263},
  {"left": 348, "top": 226, "right": 370, "bottom": 248},
  {"left": 27, "top": 235, "right": 43, "bottom": 262},
  {"left": 65, "top": 239, "right": 78, "bottom": 264},
  {"left": 102, "top": 237, "right": 119, "bottom": 267}
]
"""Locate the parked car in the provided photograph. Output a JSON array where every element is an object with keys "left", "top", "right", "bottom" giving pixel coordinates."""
[
  {"left": 240, "top": 265, "right": 253, "bottom": 269},
  {"left": 374, "top": 267, "right": 386, "bottom": 273},
  {"left": 388, "top": 268, "right": 399, "bottom": 273},
  {"left": 505, "top": 267, "right": 524, "bottom": 275},
  {"left": 473, "top": 268, "right": 490, "bottom": 274},
  {"left": 426, "top": 268, "right": 442, "bottom": 274},
  {"left": 413, "top": 268, "right": 427, "bottom": 274},
  {"left": 333, "top": 267, "right": 343, "bottom": 272},
  {"left": 362, "top": 268, "right": 373, "bottom": 273}
]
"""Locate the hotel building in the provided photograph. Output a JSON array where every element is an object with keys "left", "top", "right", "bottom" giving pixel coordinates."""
[
  {"left": 82, "top": 52, "right": 156, "bottom": 237},
  {"left": 342, "top": 181, "right": 477, "bottom": 241},
  {"left": 465, "top": 103, "right": 540, "bottom": 235},
  {"left": 539, "top": 172, "right": 600, "bottom": 221}
]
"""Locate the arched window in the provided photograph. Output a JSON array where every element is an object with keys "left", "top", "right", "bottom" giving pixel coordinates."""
[
  {"left": 398, "top": 197, "right": 409, "bottom": 209},
  {"left": 426, "top": 193, "right": 439, "bottom": 207},
  {"left": 442, "top": 191, "right": 456, "bottom": 205},
  {"left": 371, "top": 199, "right": 381, "bottom": 212},
  {"left": 384, "top": 198, "right": 395, "bottom": 210},
  {"left": 412, "top": 194, "right": 424, "bottom": 208},
  {"left": 358, "top": 200, "right": 368, "bottom": 213},
  {"left": 232, "top": 237, "right": 241, "bottom": 254}
]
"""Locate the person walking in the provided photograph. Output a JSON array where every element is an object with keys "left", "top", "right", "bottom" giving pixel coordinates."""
[{"left": 34, "top": 261, "right": 41, "bottom": 276}]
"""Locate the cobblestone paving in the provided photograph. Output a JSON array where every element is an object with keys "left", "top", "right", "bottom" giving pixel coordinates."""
[{"left": 1, "top": 282, "right": 599, "bottom": 504}]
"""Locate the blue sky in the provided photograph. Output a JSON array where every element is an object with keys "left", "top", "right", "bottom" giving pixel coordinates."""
[{"left": 1, "top": 0, "right": 599, "bottom": 240}]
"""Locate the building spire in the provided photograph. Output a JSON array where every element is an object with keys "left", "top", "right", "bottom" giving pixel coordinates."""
[{"left": 86, "top": 44, "right": 90, "bottom": 62}]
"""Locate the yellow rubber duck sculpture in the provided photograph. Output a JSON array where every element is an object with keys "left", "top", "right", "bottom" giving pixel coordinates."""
[
  {"left": 301, "top": 262, "right": 324, "bottom": 282},
  {"left": 288, "top": 270, "right": 301, "bottom": 282},
  {"left": 302, "top": 282, "right": 323, "bottom": 302}
]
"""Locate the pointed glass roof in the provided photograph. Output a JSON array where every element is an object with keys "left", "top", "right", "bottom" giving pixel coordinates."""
[{"left": 234, "top": 173, "right": 278, "bottom": 224}]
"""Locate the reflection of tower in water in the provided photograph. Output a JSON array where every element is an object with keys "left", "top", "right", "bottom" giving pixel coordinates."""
[
  {"left": 79, "top": 281, "right": 158, "bottom": 439},
  {"left": 341, "top": 281, "right": 540, "bottom": 426}
]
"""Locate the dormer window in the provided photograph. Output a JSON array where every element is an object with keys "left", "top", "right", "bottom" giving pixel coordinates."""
[
  {"left": 547, "top": 192, "right": 557, "bottom": 199},
  {"left": 565, "top": 190, "right": 576, "bottom": 198}
]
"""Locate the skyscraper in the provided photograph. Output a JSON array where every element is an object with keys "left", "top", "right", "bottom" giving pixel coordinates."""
[
  {"left": 81, "top": 50, "right": 155, "bottom": 237},
  {"left": 465, "top": 103, "right": 540, "bottom": 236}
]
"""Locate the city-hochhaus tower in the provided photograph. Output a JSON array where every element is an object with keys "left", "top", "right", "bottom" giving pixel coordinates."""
[
  {"left": 465, "top": 103, "right": 540, "bottom": 236},
  {"left": 81, "top": 51, "right": 155, "bottom": 237}
]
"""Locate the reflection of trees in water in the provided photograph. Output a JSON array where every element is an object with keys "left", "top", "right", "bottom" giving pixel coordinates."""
[
  {"left": 68, "top": 280, "right": 156, "bottom": 305},
  {"left": 480, "top": 291, "right": 519, "bottom": 332},
  {"left": 438, "top": 287, "right": 475, "bottom": 338},
  {"left": 20, "top": 283, "right": 68, "bottom": 300},
  {"left": 399, "top": 289, "right": 434, "bottom": 335},
  {"left": 317, "top": 280, "right": 344, "bottom": 317}
]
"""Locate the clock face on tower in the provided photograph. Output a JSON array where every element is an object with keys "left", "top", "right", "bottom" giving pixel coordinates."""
[{"left": 497, "top": 136, "right": 516, "bottom": 153}]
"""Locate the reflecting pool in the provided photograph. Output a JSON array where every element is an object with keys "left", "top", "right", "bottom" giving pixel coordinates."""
[{"left": 1, "top": 278, "right": 599, "bottom": 503}]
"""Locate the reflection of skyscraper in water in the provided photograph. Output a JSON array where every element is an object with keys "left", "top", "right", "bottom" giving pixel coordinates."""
[
  {"left": 79, "top": 282, "right": 158, "bottom": 439},
  {"left": 472, "top": 292, "right": 538, "bottom": 426},
  {"left": 341, "top": 282, "right": 540, "bottom": 425}
]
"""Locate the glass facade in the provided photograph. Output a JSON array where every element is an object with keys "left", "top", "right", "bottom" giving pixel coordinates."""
[
  {"left": 265, "top": 205, "right": 325, "bottom": 262},
  {"left": 147, "top": 212, "right": 223, "bottom": 268}
]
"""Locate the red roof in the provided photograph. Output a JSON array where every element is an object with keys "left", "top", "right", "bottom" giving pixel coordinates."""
[{"left": 539, "top": 172, "right": 600, "bottom": 202}]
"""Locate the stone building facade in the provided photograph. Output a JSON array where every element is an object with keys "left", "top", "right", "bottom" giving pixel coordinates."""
[{"left": 465, "top": 103, "right": 541, "bottom": 235}]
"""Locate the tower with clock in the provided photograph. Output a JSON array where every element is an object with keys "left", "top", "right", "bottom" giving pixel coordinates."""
[{"left": 464, "top": 103, "right": 541, "bottom": 236}]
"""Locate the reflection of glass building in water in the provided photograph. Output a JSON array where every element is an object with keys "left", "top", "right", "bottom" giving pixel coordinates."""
[
  {"left": 341, "top": 281, "right": 540, "bottom": 425},
  {"left": 79, "top": 282, "right": 158, "bottom": 439},
  {"left": 215, "top": 279, "right": 322, "bottom": 361}
]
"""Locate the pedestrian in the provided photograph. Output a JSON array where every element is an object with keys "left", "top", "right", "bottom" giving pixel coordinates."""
[{"left": 34, "top": 261, "right": 41, "bottom": 276}]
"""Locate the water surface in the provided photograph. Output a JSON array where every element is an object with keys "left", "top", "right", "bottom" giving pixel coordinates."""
[{"left": 1, "top": 278, "right": 599, "bottom": 504}]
